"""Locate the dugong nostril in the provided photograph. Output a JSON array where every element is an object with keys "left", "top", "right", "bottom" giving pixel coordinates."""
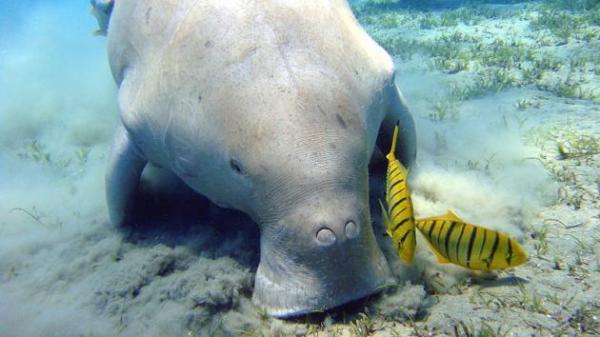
[
  {"left": 316, "top": 227, "right": 336, "bottom": 246},
  {"left": 345, "top": 220, "right": 359, "bottom": 239}
]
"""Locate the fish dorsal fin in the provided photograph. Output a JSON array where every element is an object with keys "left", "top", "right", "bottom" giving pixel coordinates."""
[
  {"left": 386, "top": 122, "right": 399, "bottom": 161},
  {"left": 445, "top": 210, "right": 463, "bottom": 222}
]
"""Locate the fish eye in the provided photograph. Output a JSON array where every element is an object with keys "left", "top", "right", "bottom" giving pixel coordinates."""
[{"left": 230, "top": 158, "right": 244, "bottom": 175}]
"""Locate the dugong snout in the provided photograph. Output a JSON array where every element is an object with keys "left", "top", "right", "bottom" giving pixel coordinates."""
[{"left": 253, "top": 192, "right": 391, "bottom": 317}]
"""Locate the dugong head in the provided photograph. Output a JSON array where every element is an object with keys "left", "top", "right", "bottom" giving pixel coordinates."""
[
  {"left": 243, "top": 130, "right": 390, "bottom": 317},
  {"left": 181, "top": 85, "right": 392, "bottom": 317}
]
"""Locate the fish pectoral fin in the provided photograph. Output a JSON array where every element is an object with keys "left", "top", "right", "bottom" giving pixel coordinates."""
[
  {"left": 433, "top": 251, "right": 450, "bottom": 264},
  {"left": 379, "top": 200, "right": 397, "bottom": 238},
  {"left": 378, "top": 199, "right": 391, "bottom": 227},
  {"left": 482, "top": 257, "right": 493, "bottom": 271},
  {"left": 470, "top": 270, "right": 498, "bottom": 280}
]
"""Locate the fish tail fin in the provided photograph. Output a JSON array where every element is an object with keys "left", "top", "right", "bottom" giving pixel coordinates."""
[{"left": 386, "top": 121, "right": 400, "bottom": 161}]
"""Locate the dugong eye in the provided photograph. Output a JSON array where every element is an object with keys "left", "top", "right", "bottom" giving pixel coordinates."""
[{"left": 230, "top": 158, "right": 245, "bottom": 175}]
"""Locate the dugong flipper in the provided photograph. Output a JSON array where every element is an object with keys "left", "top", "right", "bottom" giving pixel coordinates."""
[
  {"left": 378, "top": 77, "right": 417, "bottom": 168},
  {"left": 90, "top": 0, "right": 113, "bottom": 36},
  {"left": 105, "top": 125, "right": 146, "bottom": 226},
  {"left": 103, "top": 0, "right": 416, "bottom": 317}
]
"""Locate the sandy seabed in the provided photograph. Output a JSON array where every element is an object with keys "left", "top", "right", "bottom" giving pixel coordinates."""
[{"left": 0, "top": 1, "right": 598, "bottom": 336}]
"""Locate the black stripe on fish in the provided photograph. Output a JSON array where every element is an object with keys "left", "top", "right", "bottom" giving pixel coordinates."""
[
  {"left": 399, "top": 228, "right": 413, "bottom": 244},
  {"left": 391, "top": 207, "right": 408, "bottom": 222},
  {"left": 428, "top": 220, "right": 438, "bottom": 240},
  {"left": 506, "top": 238, "right": 513, "bottom": 265},
  {"left": 417, "top": 220, "right": 430, "bottom": 234},
  {"left": 436, "top": 221, "right": 447, "bottom": 251},
  {"left": 487, "top": 232, "right": 500, "bottom": 269},
  {"left": 389, "top": 168, "right": 403, "bottom": 181},
  {"left": 466, "top": 226, "right": 478, "bottom": 269},
  {"left": 455, "top": 223, "right": 466, "bottom": 264},
  {"left": 391, "top": 217, "right": 410, "bottom": 232},
  {"left": 390, "top": 197, "right": 407, "bottom": 216},
  {"left": 389, "top": 187, "right": 406, "bottom": 201},
  {"left": 444, "top": 221, "right": 457, "bottom": 259},
  {"left": 478, "top": 229, "right": 487, "bottom": 261},
  {"left": 388, "top": 178, "right": 404, "bottom": 193}
]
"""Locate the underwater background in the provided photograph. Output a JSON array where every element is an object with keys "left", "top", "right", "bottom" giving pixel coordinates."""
[{"left": 0, "top": 0, "right": 598, "bottom": 336}]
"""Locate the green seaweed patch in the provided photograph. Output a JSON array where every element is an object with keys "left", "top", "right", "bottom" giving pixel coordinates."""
[
  {"left": 17, "top": 139, "right": 51, "bottom": 164},
  {"left": 542, "top": 0, "right": 600, "bottom": 11},
  {"left": 360, "top": 1, "right": 600, "bottom": 101},
  {"left": 428, "top": 100, "right": 460, "bottom": 121},
  {"left": 557, "top": 134, "right": 600, "bottom": 160},
  {"left": 450, "top": 68, "right": 518, "bottom": 101},
  {"left": 452, "top": 319, "right": 510, "bottom": 337},
  {"left": 538, "top": 74, "right": 600, "bottom": 100},
  {"left": 530, "top": 9, "right": 588, "bottom": 43}
]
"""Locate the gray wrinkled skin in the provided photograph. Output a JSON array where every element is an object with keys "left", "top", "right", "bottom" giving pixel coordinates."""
[{"left": 104, "top": 0, "right": 416, "bottom": 317}]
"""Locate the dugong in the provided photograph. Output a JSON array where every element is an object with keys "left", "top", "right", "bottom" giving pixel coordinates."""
[{"left": 101, "top": 0, "right": 416, "bottom": 317}]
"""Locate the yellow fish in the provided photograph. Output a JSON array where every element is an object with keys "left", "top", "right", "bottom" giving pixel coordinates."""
[
  {"left": 379, "top": 122, "right": 416, "bottom": 265},
  {"left": 415, "top": 211, "right": 528, "bottom": 271}
]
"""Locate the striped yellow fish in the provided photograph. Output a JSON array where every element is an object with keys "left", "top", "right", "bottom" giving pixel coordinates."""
[
  {"left": 379, "top": 122, "right": 416, "bottom": 265},
  {"left": 415, "top": 211, "right": 528, "bottom": 271}
]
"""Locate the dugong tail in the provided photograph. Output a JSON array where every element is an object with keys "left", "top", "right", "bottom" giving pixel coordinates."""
[{"left": 90, "top": 0, "right": 114, "bottom": 36}]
